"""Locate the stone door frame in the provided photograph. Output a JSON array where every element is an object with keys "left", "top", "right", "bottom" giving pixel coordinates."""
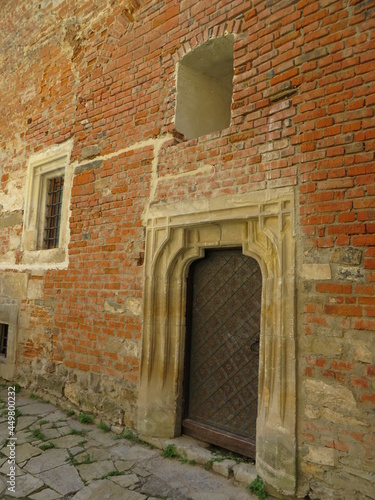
[{"left": 138, "top": 189, "right": 297, "bottom": 495}]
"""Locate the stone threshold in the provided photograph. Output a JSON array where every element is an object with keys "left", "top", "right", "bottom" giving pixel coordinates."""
[{"left": 138, "top": 433, "right": 257, "bottom": 486}]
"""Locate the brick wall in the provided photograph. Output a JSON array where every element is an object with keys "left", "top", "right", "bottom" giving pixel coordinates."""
[{"left": 0, "top": 0, "right": 374, "bottom": 497}]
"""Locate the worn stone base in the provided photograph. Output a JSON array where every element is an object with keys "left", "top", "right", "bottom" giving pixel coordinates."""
[{"left": 15, "top": 364, "right": 137, "bottom": 429}]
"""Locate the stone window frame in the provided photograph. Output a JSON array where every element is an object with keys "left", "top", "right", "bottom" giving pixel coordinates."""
[
  {"left": 0, "top": 323, "right": 9, "bottom": 358},
  {"left": 138, "top": 189, "right": 297, "bottom": 496},
  {"left": 0, "top": 304, "right": 18, "bottom": 380},
  {"left": 22, "top": 140, "right": 74, "bottom": 267}
]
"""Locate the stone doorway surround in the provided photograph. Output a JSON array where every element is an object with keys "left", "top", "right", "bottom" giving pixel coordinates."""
[{"left": 138, "top": 188, "right": 296, "bottom": 495}]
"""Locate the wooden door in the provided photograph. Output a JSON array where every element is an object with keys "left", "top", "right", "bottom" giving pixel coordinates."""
[{"left": 183, "top": 249, "right": 262, "bottom": 458}]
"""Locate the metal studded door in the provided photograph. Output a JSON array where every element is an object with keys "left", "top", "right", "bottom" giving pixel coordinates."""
[{"left": 183, "top": 249, "right": 262, "bottom": 458}]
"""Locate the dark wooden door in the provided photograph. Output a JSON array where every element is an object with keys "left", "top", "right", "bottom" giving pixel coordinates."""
[{"left": 183, "top": 249, "right": 262, "bottom": 458}]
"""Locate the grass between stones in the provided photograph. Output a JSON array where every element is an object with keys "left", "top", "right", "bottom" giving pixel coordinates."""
[
  {"left": 101, "top": 470, "right": 122, "bottom": 479},
  {"left": 162, "top": 444, "right": 179, "bottom": 459},
  {"left": 247, "top": 476, "right": 267, "bottom": 499},
  {"left": 70, "top": 428, "right": 86, "bottom": 437},
  {"left": 66, "top": 450, "right": 94, "bottom": 466},
  {"left": 97, "top": 421, "right": 111, "bottom": 432},
  {"left": 79, "top": 413, "right": 94, "bottom": 424},
  {"left": 161, "top": 444, "right": 196, "bottom": 465},
  {"left": 120, "top": 428, "right": 154, "bottom": 448},
  {"left": 39, "top": 442, "right": 56, "bottom": 451},
  {"left": 30, "top": 428, "right": 47, "bottom": 441}
]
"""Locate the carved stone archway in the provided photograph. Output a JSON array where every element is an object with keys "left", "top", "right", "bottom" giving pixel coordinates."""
[{"left": 138, "top": 191, "right": 296, "bottom": 495}]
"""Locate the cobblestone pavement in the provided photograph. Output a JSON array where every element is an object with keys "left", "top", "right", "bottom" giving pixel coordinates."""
[{"left": 0, "top": 386, "right": 259, "bottom": 499}]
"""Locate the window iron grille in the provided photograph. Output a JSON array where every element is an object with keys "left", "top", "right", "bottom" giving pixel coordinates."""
[
  {"left": 44, "top": 176, "right": 64, "bottom": 249},
  {"left": 0, "top": 324, "right": 8, "bottom": 358}
]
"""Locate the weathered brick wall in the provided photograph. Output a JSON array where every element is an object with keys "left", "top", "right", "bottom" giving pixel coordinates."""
[{"left": 0, "top": 0, "right": 374, "bottom": 497}]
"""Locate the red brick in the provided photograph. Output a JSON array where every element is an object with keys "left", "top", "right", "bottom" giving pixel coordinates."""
[
  {"left": 351, "top": 377, "right": 369, "bottom": 389},
  {"left": 316, "top": 284, "right": 352, "bottom": 294},
  {"left": 331, "top": 360, "right": 352, "bottom": 371},
  {"left": 361, "top": 394, "right": 375, "bottom": 404},
  {"left": 325, "top": 304, "right": 362, "bottom": 316}
]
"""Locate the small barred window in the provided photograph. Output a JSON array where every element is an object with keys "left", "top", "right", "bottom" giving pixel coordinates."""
[
  {"left": 43, "top": 176, "right": 64, "bottom": 249},
  {"left": 0, "top": 323, "right": 9, "bottom": 358}
]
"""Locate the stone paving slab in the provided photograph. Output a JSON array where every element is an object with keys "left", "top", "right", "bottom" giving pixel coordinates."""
[
  {"left": 0, "top": 461, "right": 24, "bottom": 478},
  {"left": 110, "top": 472, "right": 140, "bottom": 488},
  {"left": 50, "top": 434, "right": 85, "bottom": 449},
  {"left": 71, "top": 478, "right": 141, "bottom": 500},
  {"left": 115, "top": 459, "right": 136, "bottom": 472},
  {"left": 0, "top": 386, "right": 260, "bottom": 500},
  {"left": 24, "top": 448, "right": 69, "bottom": 474},
  {"left": 8, "top": 429, "right": 32, "bottom": 445},
  {"left": 68, "top": 445, "right": 85, "bottom": 456},
  {"left": 0, "top": 475, "right": 7, "bottom": 497},
  {"left": 0, "top": 421, "right": 10, "bottom": 441},
  {"left": 13, "top": 416, "right": 38, "bottom": 432},
  {"left": 140, "top": 474, "right": 188, "bottom": 500},
  {"left": 110, "top": 443, "right": 158, "bottom": 461},
  {"left": 76, "top": 459, "right": 115, "bottom": 482},
  {"left": 29, "top": 488, "right": 62, "bottom": 500},
  {"left": 190, "top": 494, "right": 234, "bottom": 500},
  {"left": 5, "top": 473, "right": 44, "bottom": 498},
  {"left": 15, "top": 402, "right": 56, "bottom": 415},
  {"left": 36, "top": 464, "right": 84, "bottom": 495},
  {"left": 38, "top": 411, "right": 67, "bottom": 423},
  {"left": 39, "top": 428, "right": 61, "bottom": 440},
  {"left": 75, "top": 446, "right": 111, "bottom": 462},
  {"left": 14, "top": 442, "right": 42, "bottom": 463},
  {"left": 83, "top": 427, "right": 119, "bottom": 447},
  {"left": 11, "top": 396, "right": 37, "bottom": 408}
]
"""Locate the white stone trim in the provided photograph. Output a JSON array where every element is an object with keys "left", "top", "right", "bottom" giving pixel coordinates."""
[
  {"left": 22, "top": 140, "right": 74, "bottom": 268},
  {"left": 0, "top": 304, "right": 19, "bottom": 380}
]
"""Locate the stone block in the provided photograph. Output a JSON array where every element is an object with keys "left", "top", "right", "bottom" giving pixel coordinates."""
[
  {"left": 27, "top": 279, "right": 44, "bottom": 299},
  {"left": 337, "top": 266, "right": 364, "bottom": 281},
  {"left": 182, "top": 447, "right": 212, "bottom": 465},
  {"left": 301, "top": 264, "right": 331, "bottom": 280},
  {"left": 0, "top": 211, "right": 23, "bottom": 228},
  {"left": 304, "top": 379, "right": 357, "bottom": 412},
  {"left": 64, "top": 383, "right": 80, "bottom": 407},
  {"left": 305, "top": 446, "right": 335, "bottom": 466},
  {"left": 232, "top": 462, "right": 257, "bottom": 484},
  {"left": 331, "top": 247, "right": 363, "bottom": 265},
  {"left": 1, "top": 272, "right": 28, "bottom": 298},
  {"left": 212, "top": 459, "right": 236, "bottom": 478},
  {"left": 81, "top": 145, "right": 100, "bottom": 160}
]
